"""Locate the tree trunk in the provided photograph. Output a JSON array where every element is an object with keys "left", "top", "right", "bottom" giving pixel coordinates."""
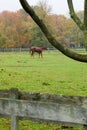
[
  {"left": 84, "top": 0, "right": 87, "bottom": 51},
  {"left": 84, "top": 31, "right": 87, "bottom": 51}
]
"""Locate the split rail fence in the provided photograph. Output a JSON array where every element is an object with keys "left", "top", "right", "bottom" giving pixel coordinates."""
[{"left": 0, "top": 88, "right": 87, "bottom": 130}]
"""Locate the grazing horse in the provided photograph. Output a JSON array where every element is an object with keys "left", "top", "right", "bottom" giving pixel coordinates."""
[{"left": 30, "top": 47, "right": 48, "bottom": 58}]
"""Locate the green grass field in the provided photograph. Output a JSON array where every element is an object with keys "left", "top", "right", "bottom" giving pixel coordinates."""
[{"left": 0, "top": 50, "right": 87, "bottom": 130}]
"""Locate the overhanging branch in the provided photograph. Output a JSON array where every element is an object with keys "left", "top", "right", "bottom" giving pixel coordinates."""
[
  {"left": 67, "top": 0, "right": 85, "bottom": 31},
  {"left": 19, "top": 0, "right": 87, "bottom": 62}
]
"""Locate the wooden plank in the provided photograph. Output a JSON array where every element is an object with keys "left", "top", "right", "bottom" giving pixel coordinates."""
[
  {"left": 10, "top": 88, "right": 19, "bottom": 130},
  {"left": 0, "top": 98, "right": 87, "bottom": 125},
  {"left": 84, "top": 125, "right": 87, "bottom": 130}
]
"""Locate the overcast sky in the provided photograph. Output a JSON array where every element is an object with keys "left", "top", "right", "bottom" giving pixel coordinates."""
[{"left": 0, "top": 0, "right": 84, "bottom": 16}]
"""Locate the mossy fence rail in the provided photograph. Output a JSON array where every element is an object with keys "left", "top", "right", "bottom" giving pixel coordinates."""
[{"left": 0, "top": 88, "right": 87, "bottom": 130}]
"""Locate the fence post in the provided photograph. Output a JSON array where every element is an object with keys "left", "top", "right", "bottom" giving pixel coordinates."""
[
  {"left": 10, "top": 88, "right": 19, "bottom": 130},
  {"left": 83, "top": 125, "right": 87, "bottom": 130}
]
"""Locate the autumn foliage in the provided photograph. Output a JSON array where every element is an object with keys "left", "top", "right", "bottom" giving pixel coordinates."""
[{"left": 0, "top": 9, "right": 83, "bottom": 48}]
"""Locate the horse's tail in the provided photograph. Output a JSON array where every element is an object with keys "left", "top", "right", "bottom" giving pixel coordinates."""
[{"left": 29, "top": 47, "right": 35, "bottom": 56}]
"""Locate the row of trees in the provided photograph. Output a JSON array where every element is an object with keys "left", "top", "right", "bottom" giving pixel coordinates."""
[{"left": 0, "top": 1, "right": 84, "bottom": 48}]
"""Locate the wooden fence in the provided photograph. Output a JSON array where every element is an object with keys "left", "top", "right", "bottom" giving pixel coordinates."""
[
  {"left": 0, "top": 88, "right": 87, "bottom": 130},
  {"left": 0, "top": 47, "right": 56, "bottom": 52}
]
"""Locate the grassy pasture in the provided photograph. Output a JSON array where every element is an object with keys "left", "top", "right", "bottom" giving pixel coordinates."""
[
  {"left": 0, "top": 50, "right": 87, "bottom": 130},
  {"left": 0, "top": 50, "right": 87, "bottom": 95}
]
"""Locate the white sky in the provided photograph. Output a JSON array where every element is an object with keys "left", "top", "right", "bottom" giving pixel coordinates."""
[{"left": 0, "top": 0, "right": 84, "bottom": 16}]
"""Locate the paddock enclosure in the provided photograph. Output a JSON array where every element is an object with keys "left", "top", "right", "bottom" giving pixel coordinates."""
[{"left": 0, "top": 50, "right": 87, "bottom": 129}]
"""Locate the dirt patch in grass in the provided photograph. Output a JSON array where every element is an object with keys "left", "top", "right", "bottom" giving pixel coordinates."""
[{"left": 8, "top": 66, "right": 32, "bottom": 68}]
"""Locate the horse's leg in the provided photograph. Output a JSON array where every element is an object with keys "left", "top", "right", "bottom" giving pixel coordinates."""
[
  {"left": 38, "top": 53, "right": 40, "bottom": 58},
  {"left": 32, "top": 52, "right": 34, "bottom": 57},
  {"left": 30, "top": 51, "right": 32, "bottom": 56},
  {"left": 40, "top": 52, "right": 43, "bottom": 58}
]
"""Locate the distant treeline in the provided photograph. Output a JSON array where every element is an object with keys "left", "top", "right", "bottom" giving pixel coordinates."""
[{"left": 0, "top": 5, "right": 84, "bottom": 48}]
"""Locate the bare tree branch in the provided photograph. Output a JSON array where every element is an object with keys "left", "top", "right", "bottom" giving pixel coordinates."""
[
  {"left": 84, "top": 0, "right": 87, "bottom": 29},
  {"left": 67, "top": 0, "right": 85, "bottom": 31},
  {"left": 19, "top": 0, "right": 87, "bottom": 62}
]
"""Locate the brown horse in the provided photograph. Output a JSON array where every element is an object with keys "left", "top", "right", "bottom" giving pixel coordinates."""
[{"left": 30, "top": 47, "right": 48, "bottom": 58}]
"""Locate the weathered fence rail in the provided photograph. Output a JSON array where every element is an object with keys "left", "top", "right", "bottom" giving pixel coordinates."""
[{"left": 0, "top": 88, "right": 87, "bottom": 130}]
